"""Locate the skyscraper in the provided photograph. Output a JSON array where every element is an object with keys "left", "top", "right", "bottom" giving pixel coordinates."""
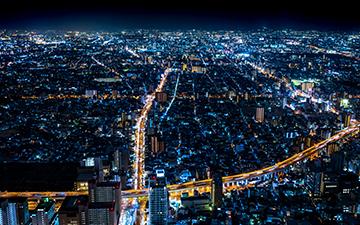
[
  {"left": 58, "top": 196, "right": 88, "bottom": 225},
  {"left": 150, "top": 135, "right": 165, "bottom": 156},
  {"left": 282, "top": 97, "right": 287, "bottom": 109},
  {"left": 149, "top": 170, "right": 169, "bottom": 225},
  {"left": 301, "top": 81, "right": 314, "bottom": 92},
  {"left": 88, "top": 181, "right": 121, "bottom": 224},
  {"left": 344, "top": 113, "right": 351, "bottom": 128},
  {"left": 0, "top": 199, "right": 13, "bottom": 225},
  {"left": 31, "top": 200, "right": 55, "bottom": 225},
  {"left": 255, "top": 107, "right": 265, "bottom": 123},
  {"left": 155, "top": 92, "right": 168, "bottom": 103},
  {"left": 113, "top": 150, "right": 121, "bottom": 173},
  {"left": 211, "top": 172, "right": 223, "bottom": 209},
  {"left": 0, "top": 198, "right": 30, "bottom": 225},
  {"left": 87, "top": 202, "right": 116, "bottom": 225}
]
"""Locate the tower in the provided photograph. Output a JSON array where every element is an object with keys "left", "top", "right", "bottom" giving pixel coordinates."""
[
  {"left": 31, "top": 200, "right": 56, "bottom": 225},
  {"left": 87, "top": 202, "right": 116, "bottom": 225},
  {"left": 58, "top": 196, "right": 88, "bottom": 225},
  {"left": 88, "top": 181, "right": 121, "bottom": 224},
  {"left": 211, "top": 172, "right": 223, "bottom": 209},
  {"left": 149, "top": 169, "right": 168, "bottom": 225},
  {"left": 255, "top": 107, "right": 264, "bottom": 123}
]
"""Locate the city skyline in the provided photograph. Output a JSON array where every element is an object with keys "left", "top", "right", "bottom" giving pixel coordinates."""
[
  {"left": 0, "top": 2, "right": 360, "bottom": 224},
  {"left": 1, "top": 0, "right": 360, "bottom": 30}
]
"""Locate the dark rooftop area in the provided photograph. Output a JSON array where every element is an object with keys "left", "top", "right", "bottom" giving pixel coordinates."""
[{"left": 0, "top": 162, "right": 78, "bottom": 191}]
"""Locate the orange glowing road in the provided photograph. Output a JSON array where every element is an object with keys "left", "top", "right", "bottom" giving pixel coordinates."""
[
  {"left": 1, "top": 60, "right": 359, "bottom": 225},
  {"left": 2, "top": 123, "right": 357, "bottom": 202},
  {"left": 132, "top": 68, "right": 172, "bottom": 190},
  {"left": 0, "top": 191, "right": 88, "bottom": 199},
  {"left": 121, "top": 61, "right": 360, "bottom": 199},
  {"left": 121, "top": 122, "right": 360, "bottom": 198}
]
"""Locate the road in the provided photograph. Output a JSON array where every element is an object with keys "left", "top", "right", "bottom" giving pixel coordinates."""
[
  {"left": 132, "top": 68, "right": 172, "bottom": 190},
  {"left": 0, "top": 191, "right": 88, "bottom": 199},
  {"left": 2, "top": 123, "right": 356, "bottom": 202},
  {"left": 309, "top": 45, "right": 360, "bottom": 61},
  {"left": 2, "top": 59, "right": 358, "bottom": 225},
  {"left": 119, "top": 121, "right": 359, "bottom": 200}
]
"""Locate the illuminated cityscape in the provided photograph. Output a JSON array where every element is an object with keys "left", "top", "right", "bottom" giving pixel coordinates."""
[{"left": 0, "top": 1, "right": 360, "bottom": 225}]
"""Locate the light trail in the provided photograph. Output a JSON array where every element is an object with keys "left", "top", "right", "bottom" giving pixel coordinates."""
[
  {"left": 309, "top": 45, "right": 360, "bottom": 61},
  {"left": 132, "top": 68, "right": 172, "bottom": 190},
  {"left": 159, "top": 72, "right": 180, "bottom": 126},
  {"left": 125, "top": 46, "right": 141, "bottom": 58},
  {"left": 120, "top": 122, "right": 359, "bottom": 199},
  {"left": 3, "top": 52, "right": 359, "bottom": 225},
  {"left": 91, "top": 55, "right": 106, "bottom": 67},
  {"left": 120, "top": 199, "right": 136, "bottom": 225},
  {"left": 10, "top": 128, "right": 356, "bottom": 225},
  {"left": 0, "top": 191, "right": 88, "bottom": 199}
]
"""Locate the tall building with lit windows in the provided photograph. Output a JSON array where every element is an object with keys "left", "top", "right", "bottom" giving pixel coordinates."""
[
  {"left": 155, "top": 92, "right": 168, "bottom": 103},
  {"left": 344, "top": 113, "right": 351, "bottom": 128},
  {"left": 256, "top": 107, "right": 265, "bottom": 123},
  {"left": 31, "top": 200, "right": 55, "bottom": 225},
  {"left": 87, "top": 202, "right": 116, "bottom": 225},
  {"left": 0, "top": 198, "right": 29, "bottom": 225},
  {"left": 0, "top": 199, "right": 13, "bottom": 225},
  {"left": 149, "top": 169, "right": 168, "bottom": 225},
  {"left": 88, "top": 181, "right": 121, "bottom": 222},
  {"left": 150, "top": 135, "right": 165, "bottom": 155}
]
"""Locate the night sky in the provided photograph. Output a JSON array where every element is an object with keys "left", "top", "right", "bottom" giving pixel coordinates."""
[{"left": 1, "top": 0, "right": 359, "bottom": 30}]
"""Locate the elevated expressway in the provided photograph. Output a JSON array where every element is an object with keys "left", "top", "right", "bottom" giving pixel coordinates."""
[
  {"left": 122, "top": 122, "right": 360, "bottom": 199},
  {"left": 1, "top": 123, "right": 357, "bottom": 201}
]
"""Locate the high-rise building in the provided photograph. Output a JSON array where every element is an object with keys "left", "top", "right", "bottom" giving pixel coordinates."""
[
  {"left": 150, "top": 135, "right": 165, "bottom": 155},
  {"left": 80, "top": 157, "right": 104, "bottom": 182},
  {"left": 0, "top": 200, "right": 6, "bottom": 225},
  {"left": 307, "top": 171, "right": 339, "bottom": 198},
  {"left": 85, "top": 90, "right": 98, "bottom": 98},
  {"left": 301, "top": 81, "right": 314, "bottom": 92},
  {"left": 149, "top": 170, "right": 168, "bottom": 225},
  {"left": 58, "top": 196, "right": 88, "bottom": 225},
  {"left": 321, "top": 172, "right": 339, "bottom": 195},
  {"left": 155, "top": 92, "right": 168, "bottom": 103},
  {"left": 113, "top": 150, "right": 121, "bottom": 173},
  {"left": 0, "top": 199, "right": 12, "bottom": 225},
  {"left": 282, "top": 97, "right": 287, "bottom": 109},
  {"left": 340, "top": 98, "right": 349, "bottom": 108},
  {"left": 88, "top": 181, "right": 121, "bottom": 223},
  {"left": 87, "top": 202, "right": 116, "bottom": 225},
  {"left": 344, "top": 113, "right": 351, "bottom": 128},
  {"left": 255, "top": 107, "right": 265, "bottom": 123},
  {"left": 244, "top": 92, "right": 249, "bottom": 101},
  {"left": 326, "top": 143, "right": 339, "bottom": 155},
  {"left": 191, "top": 65, "right": 206, "bottom": 74},
  {"left": 31, "top": 200, "right": 55, "bottom": 225},
  {"left": 0, "top": 198, "right": 29, "bottom": 225},
  {"left": 307, "top": 171, "right": 323, "bottom": 198},
  {"left": 11, "top": 198, "right": 29, "bottom": 225},
  {"left": 5, "top": 202, "right": 16, "bottom": 225},
  {"left": 211, "top": 172, "right": 223, "bottom": 209},
  {"left": 74, "top": 166, "right": 96, "bottom": 192},
  {"left": 111, "top": 149, "right": 129, "bottom": 189},
  {"left": 330, "top": 151, "right": 345, "bottom": 173}
]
